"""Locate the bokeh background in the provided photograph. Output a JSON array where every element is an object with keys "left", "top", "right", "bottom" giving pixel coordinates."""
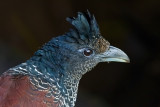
[{"left": 0, "top": 0, "right": 160, "bottom": 107}]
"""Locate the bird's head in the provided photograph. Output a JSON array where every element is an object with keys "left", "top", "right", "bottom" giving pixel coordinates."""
[{"left": 35, "top": 11, "right": 130, "bottom": 77}]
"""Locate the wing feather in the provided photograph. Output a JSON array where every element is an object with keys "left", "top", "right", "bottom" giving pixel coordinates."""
[{"left": 0, "top": 72, "right": 58, "bottom": 107}]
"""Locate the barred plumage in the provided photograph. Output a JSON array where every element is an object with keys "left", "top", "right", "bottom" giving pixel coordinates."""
[{"left": 0, "top": 11, "right": 129, "bottom": 107}]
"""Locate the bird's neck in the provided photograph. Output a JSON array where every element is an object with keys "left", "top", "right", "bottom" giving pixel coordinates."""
[{"left": 8, "top": 58, "right": 81, "bottom": 107}]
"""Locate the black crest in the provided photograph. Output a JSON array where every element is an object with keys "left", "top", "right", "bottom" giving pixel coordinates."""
[{"left": 66, "top": 10, "right": 100, "bottom": 39}]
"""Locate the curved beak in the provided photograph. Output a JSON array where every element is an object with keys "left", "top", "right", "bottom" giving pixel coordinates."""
[{"left": 99, "top": 46, "right": 130, "bottom": 63}]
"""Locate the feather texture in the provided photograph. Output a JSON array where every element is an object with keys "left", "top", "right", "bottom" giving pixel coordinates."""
[{"left": 0, "top": 10, "right": 129, "bottom": 107}]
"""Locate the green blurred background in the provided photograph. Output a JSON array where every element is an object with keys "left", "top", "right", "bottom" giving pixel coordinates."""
[{"left": 0, "top": 0, "right": 160, "bottom": 107}]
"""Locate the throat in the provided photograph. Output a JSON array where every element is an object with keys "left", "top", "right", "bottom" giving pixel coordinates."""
[{"left": 60, "top": 73, "right": 81, "bottom": 107}]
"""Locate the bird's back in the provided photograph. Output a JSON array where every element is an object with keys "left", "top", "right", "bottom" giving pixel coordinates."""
[{"left": 0, "top": 71, "right": 58, "bottom": 107}]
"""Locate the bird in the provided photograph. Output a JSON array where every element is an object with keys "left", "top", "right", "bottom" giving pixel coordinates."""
[{"left": 0, "top": 11, "right": 129, "bottom": 107}]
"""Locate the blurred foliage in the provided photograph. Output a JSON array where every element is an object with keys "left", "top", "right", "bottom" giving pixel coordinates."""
[{"left": 0, "top": 0, "right": 160, "bottom": 107}]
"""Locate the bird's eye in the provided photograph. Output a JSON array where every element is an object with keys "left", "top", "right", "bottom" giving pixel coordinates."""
[{"left": 83, "top": 49, "right": 93, "bottom": 56}]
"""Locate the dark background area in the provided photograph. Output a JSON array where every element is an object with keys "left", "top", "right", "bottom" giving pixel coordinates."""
[{"left": 0, "top": 0, "right": 160, "bottom": 107}]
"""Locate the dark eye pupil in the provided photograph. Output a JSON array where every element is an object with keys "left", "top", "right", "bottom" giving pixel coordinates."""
[{"left": 84, "top": 49, "right": 93, "bottom": 56}]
